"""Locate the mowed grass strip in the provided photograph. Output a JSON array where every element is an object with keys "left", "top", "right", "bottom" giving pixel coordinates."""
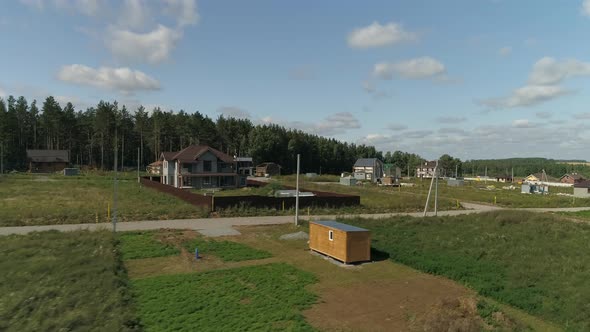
[
  {"left": 119, "top": 231, "right": 180, "bottom": 260},
  {"left": 0, "top": 173, "right": 207, "bottom": 226},
  {"left": 347, "top": 211, "right": 590, "bottom": 330},
  {"left": 132, "top": 263, "right": 317, "bottom": 331},
  {"left": 0, "top": 230, "right": 140, "bottom": 332},
  {"left": 182, "top": 238, "right": 272, "bottom": 262}
]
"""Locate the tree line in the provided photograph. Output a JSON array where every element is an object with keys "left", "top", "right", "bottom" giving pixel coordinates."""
[
  {"left": 462, "top": 158, "right": 590, "bottom": 179},
  {"left": 0, "top": 95, "right": 384, "bottom": 174}
]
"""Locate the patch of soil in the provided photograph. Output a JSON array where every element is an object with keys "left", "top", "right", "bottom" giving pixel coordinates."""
[
  {"left": 304, "top": 276, "right": 475, "bottom": 332},
  {"left": 409, "top": 297, "right": 484, "bottom": 332}
]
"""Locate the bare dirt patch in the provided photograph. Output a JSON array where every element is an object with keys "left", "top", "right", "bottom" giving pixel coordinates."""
[{"left": 304, "top": 276, "right": 474, "bottom": 332}]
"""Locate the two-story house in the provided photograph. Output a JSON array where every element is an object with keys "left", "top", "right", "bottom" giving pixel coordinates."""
[
  {"left": 353, "top": 158, "right": 384, "bottom": 183},
  {"left": 416, "top": 161, "right": 437, "bottom": 178},
  {"left": 160, "top": 145, "right": 246, "bottom": 189}
]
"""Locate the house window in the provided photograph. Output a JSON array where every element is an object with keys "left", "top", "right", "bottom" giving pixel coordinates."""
[
  {"left": 203, "top": 177, "right": 211, "bottom": 186},
  {"left": 203, "top": 160, "right": 212, "bottom": 172},
  {"left": 328, "top": 230, "right": 333, "bottom": 241}
]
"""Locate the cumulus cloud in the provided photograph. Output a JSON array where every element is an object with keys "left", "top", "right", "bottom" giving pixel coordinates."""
[
  {"left": 436, "top": 116, "right": 467, "bottom": 124},
  {"left": 373, "top": 57, "right": 446, "bottom": 80},
  {"left": 118, "top": 0, "right": 152, "bottom": 29},
  {"left": 262, "top": 112, "right": 361, "bottom": 136},
  {"left": 512, "top": 119, "right": 537, "bottom": 128},
  {"left": 583, "top": 0, "right": 590, "bottom": 16},
  {"left": 478, "top": 85, "right": 569, "bottom": 109},
  {"left": 107, "top": 25, "right": 182, "bottom": 64},
  {"left": 385, "top": 123, "right": 407, "bottom": 131},
  {"left": 528, "top": 57, "right": 590, "bottom": 85},
  {"left": 57, "top": 64, "right": 160, "bottom": 94},
  {"left": 535, "top": 111, "right": 553, "bottom": 119},
  {"left": 347, "top": 21, "right": 417, "bottom": 49},
  {"left": 217, "top": 106, "right": 252, "bottom": 119},
  {"left": 573, "top": 112, "right": 590, "bottom": 119},
  {"left": 498, "top": 46, "right": 512, "bottom": 56}
]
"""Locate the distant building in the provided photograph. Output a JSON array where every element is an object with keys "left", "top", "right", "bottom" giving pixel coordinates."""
[
  {"left": 523, "top": 173, "right": 558, "bottom": 184},
  {"left": 416, "top": 161, "right": 437, "bottom": 178},
  {"left": 26, "top": 149, "right": 69, "bottom": 173},
  {"left": 573, "top": 180, "right": 590, "bottom": 198},
  {"left": 255, "top": 162, "right": 281, "bottom": 177},
  {"left": 160, "top": 145, "right": 245, "bottom": 189},
  {"left": 383, "top": 163, "right": 401, "bottom": 178},
  {"left": 353, "top": 158, "right": 384, "bottom": 183},
  {"left": 147, "top": 160, "right": 162, "bottom": 175},
  {"left": 235, "top": 157, "right": 254, "bottom": 177},
  {"left": 560, "top": 173, "right": 586, "bottom": 185}
]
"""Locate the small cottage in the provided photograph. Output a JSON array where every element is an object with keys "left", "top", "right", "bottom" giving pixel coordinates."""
[
  {"left": 255, "top": 162, "right": 281, "bottom": 177},
  {"left": 26, "top": 149, "right": 69, "bottom": 173},
  {"left": 309, "top": 220, "right": 371, "bottom": 264},
  {"left": 573, "top": 180, "right": 590, "bottom": 198},
  {"left": 560, "top": 173, "right": 586, "bottom": 185},
  {"left": 353, "top": 158, "right": 384, "bottom": 183}
]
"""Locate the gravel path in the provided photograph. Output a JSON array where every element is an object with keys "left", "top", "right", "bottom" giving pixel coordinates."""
[{"left": 0, "top": 203, "right": 589, "bottom": 236}]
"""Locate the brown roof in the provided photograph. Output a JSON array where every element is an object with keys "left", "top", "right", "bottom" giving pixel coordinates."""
[
  {"left": 161, "top": 145, "right": 234, "bottom": 163},
  {"left": 562, "top": 173, "right": 585, "bottom": 180},
  {"left": 149, "top": 160, "right": 163, "bottom": 167},
  {"left": 26, "top": 149, "right": 69, "bottom": 163},
  {"left": 574, "top": 180, "right": 590, "bottom": 188}
]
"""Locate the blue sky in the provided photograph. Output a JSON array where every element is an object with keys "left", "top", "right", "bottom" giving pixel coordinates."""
[{"left": 1, "top": 0, "right": 590, "bottom": 160}]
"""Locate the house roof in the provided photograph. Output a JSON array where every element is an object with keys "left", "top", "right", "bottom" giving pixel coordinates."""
[
  {"left": 312, "top": 220, "right": 369, "bottom": 232},
  {"left": 527, "top": 172, "right": 558, "bottom": 182},
  {"left": 256, "top": 162, "right": 280, "bottom": 168},
  {"left": 561, "top": 173, "right": 585, "bottom": 180},
  {"left": 354, "top": 158, "right": 382, "bottom": 167},
  {"left": 148, "top": 160, "right": 162, "bottom": 167},
  {"left": 26, "top": 150, "right": 69, "bottom": 163},
  {"left": 160, "top": 145, "right": 234, "bottom": 163},
  {"left": 574, "top": 180, "right": 590, "bottom": 188}
]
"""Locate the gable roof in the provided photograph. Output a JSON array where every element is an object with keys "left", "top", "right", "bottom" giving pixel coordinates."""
[
  {"left": 26, "top": 150, "right": 69, "bottom": 163},
  {"left": 312, "top": 220, "right": 369, "bottom": 232},
  {"left": 561, "top": 173, "right": 585, "bottom": 180},
  {"left": 161, "top": 145, "right": 234, "bottom": 163},
  {"left": 354, "top": 158, "right": 382, "bottom": 167}
]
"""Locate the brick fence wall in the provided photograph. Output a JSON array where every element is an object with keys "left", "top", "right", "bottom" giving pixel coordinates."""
[{"left": 141, "top": 177, "right": 360, "bottom": 211}]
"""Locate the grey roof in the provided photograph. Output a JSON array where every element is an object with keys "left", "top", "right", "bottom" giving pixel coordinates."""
[
  {"left": 26, "top": 150, "right": 69, "bottom": 163},
  {"left": 312, "top": 220, "right": 369, "bottom": 232},
  {"left": 354, "top": 158, "right": 381, "bottom": 167},
  {"left": 574, "top": 180, "right": 590, "bottom": 188}
]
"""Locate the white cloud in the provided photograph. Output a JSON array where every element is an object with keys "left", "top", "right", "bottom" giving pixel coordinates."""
[
  {"left": 385, "top": 123, "right": 407, "bottom": 131},
  {"left": 498, "top": 46, "right": 512, "bottom": 56},
  {"left": 217, "top": 106, "right": 252, "bottom": 119},
  {"left": 164, "top": 0, "right": 199, "bottom": 27},
  {"left": 119, "top": 0, "right": 152, "bottom": 30},
  {"left": 582, "top": 0, "right": 590, "bottom": 16},
  {"left": 107, "top": 25, "right": 182, "bottom": 64},
  {"left": 535, "top": 111, "right": 552, "bottom": 119},
  {"left": 573, "top": 112, "right": 590, "bottom": 120},
  {"left": 528, "top": 57, "right": 590, "bottom": 86},
  {"left": 262, "top": 112, "right": 361, "bottom": 136},
  {"left": 479, "top": 85, "right": 569, "bottom": 109},
  {"left": 347, "top": 21, "right": 417, "bottom": 49},
  {"left": 512, "top": 119, "right": 537, "bottom": 128},
  {"left": 373, "top": 57, "right": 446, "bottom": 80},
  {"left": 436, "top": 116, "right": 467, "bottom": 123},
  {"left": 57, "top": 64, "right": 160, "bottom": 94}
]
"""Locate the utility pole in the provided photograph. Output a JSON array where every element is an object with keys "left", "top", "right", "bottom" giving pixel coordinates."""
[
  {"left": 434, "top": 164, "right": 439, "bottom": 216},
  {"left": 485, "top": 166, "right": 488, "bottom": 183},
  {"left": 511, "top": 167, "right": 514, "bottom": 183},
  {"left": 113, "top": 135, "right": 118, "bottom": 233},
  {"left": 455, "top": 164, "right": 458, "bottom": 178},
  {"left": 423, "top": 160, "right": 439, "bottom": 217},
  {"left": 0, "top": 143, "right": 3, "bottom": 175},
  {"left": 295, "top": 154, "right": 300, "bottom": 226},
  {"left": 137, "top": 147, "right": 140, "bottom": 183}
]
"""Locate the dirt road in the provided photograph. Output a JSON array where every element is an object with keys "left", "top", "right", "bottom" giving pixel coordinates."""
[{"left": 0, "top": 203, "right": 588, "bottom": 236}]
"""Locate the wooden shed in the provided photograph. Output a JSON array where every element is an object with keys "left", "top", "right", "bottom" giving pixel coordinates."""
[{"left": 309, "top": 220, "right": 371, "bottom": 264}]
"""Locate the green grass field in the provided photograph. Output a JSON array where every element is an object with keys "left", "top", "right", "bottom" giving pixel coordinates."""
[
  {"left": 346, "top": 211, "right": 590, "bottom": 330},
  {"left": 0, "top": 230, "right": 140, "bottom": 331},
  {"left": 131, "top": 263, "right": 317, "bottom": 331},
  {"left": 0, "top": 173, "right": 207, "bottom": 226},
  {"left": 182, "top": 237, "right": 272, "bottom": 262},
  {"left": 118, "top": 231, "right": 180, "bottom": 260}
]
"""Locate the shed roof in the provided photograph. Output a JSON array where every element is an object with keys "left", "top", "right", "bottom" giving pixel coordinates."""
[
  {"left": 26, "top": 149, "right": 69, "bottom": 163},
  {"left": 574, "top": 180, "right": 590, "bottom": 188},
  {"left": 311, "top": 220, "right": 369, "bottom": 232},
  {"left": 354, "top": 158, "right": 381, "bottom": 167}
]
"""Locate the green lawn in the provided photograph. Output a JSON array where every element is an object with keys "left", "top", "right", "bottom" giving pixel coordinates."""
[
  {"left": 560, "top": 210, "right": 590, "bottom": 220},
  {"left": 0, "top": 230, "right": 140, "bottom": 331},
  {"left": 0, "top": 173, "right": 207, "bottom": 226},
  {"left": 118, "top": 231, "right": 180, "bottom": 260},
  {"left": 346, "top": 211, "right": 590, "bottom": 330},
  {"left": 182, "top": 237, "right": 272, "bottom": 262},
  {"left": 132, "top": 263, "right": 317, "bottom": 331}
]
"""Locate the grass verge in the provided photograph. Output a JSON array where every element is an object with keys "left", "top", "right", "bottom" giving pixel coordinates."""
[
  {"left": 118, "top": 231, "right": 180, "bottom": 260},
  {"left": 0, "top": 230, "right": 140, "bottom": 331},
  {"left": 132, "top": 263, "right": 316, "bottom": 331}
]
